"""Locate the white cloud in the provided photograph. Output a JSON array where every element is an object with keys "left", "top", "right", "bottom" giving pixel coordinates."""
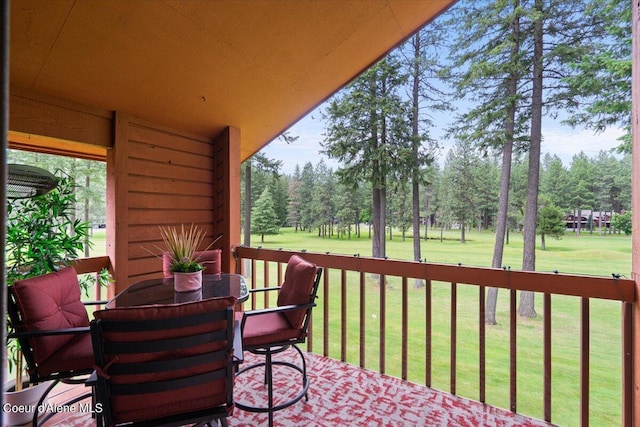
[{"left": 541, "top": 125, "right": 625, "bottom": 164}]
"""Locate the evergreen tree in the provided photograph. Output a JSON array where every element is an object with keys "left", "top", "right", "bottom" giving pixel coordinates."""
[
  {"left": 250, "top": 187, "right": 280, "bottom": 243},
  {"left": 440, "top": 141, "right": 480, "bottom": 243},
  {"left": 312, "top": 161, "right": 336, "bottom": 237},
  {"left": 447, "top": 0, "right": 530, "bottom": 324},
  {"left": 298, "top": 162, "right": 316, "bottom": 231},
  {"left": 537, "top": 198, "right": 566, "bottom": 250},
  {"left": 568, "top": 151, "right": 596, "bottom": 234},
  {"left": 400, "top": 23, "right": 448, "bottom": 279},
  {"left": 563, "top": 0, "right": 632, "bottom": 152},
  {"left": 323, "top": 55, "right": 412, "bottom": 259},
  {"left": 269, "top": 174, "right": 289, "bottom": 227},
  {"left": 286, "top": 165, "right": 302, "bottom": 231},
  {"left": 540, "top": 154, "right": 571, "bottom": 211}
]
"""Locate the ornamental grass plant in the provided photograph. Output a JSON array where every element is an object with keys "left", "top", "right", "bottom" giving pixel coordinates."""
[{"left": 159, "top": 223, "right": 209, "bottom": 273}]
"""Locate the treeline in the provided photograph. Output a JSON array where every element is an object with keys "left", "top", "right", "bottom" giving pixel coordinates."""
[{"left": 242, "top": 148, "right": 631, "bottom": 241}]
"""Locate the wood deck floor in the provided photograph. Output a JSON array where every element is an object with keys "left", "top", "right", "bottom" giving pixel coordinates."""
[{"left": 14, "top": 351, "right": 556, "bottom": 427}]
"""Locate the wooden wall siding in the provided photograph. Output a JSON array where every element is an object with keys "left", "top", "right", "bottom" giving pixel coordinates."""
[
  {"left": 9, "top": 87, "right": 113, "bottom": 154},
  {"left": 126, "top": 120, "right": 218, "bottom": 281}
]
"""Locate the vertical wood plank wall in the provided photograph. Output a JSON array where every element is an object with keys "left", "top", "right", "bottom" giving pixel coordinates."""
[{"left": 110, "top": 113, "right": 239, "bottom": 293}]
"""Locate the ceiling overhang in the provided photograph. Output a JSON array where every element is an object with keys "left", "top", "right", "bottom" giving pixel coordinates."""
[{"left": 10, "top": 0, "right": 455, "bottom": 161}]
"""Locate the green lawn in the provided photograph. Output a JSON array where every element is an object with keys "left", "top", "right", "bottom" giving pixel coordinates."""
[{"left": 252, "top": 227, "right": 631, "bottom": 427}]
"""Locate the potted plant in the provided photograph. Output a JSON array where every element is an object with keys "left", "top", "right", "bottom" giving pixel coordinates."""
[
  {"left": 158, "top": 223, "right": 212, "bottom": 292},
  {"left": 4, "top": 173, "right": 94, "bottom": 424}
]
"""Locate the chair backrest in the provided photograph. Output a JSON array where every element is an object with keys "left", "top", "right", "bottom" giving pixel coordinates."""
[
  {"left": 9, "top": 266, "right": 92, "bottom": 378},
  {"left": 91, "top": 296, "right": 237, "bottom": 426},
  {"left": 162, "top": 249, "right": 222, "bottom": 278},
  {"left": 276, "top": 255, "right": 322, "bottom": 330}
]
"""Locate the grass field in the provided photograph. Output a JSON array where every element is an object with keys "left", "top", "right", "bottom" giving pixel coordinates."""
[{"left": 251, "top": 227, "right": 631, "bottom": 427}]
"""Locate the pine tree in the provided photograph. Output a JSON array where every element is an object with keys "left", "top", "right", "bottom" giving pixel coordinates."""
[
  {"left": 250, "top": 187, "right": 280, "bottom": 243},
  {"left": 323, "top": 55, "right": 412, "bottom": 259}
]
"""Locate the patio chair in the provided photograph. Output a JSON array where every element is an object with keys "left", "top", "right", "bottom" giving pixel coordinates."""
[
  {"left": 163, "top": 249, "right": 222, "bottom": 278},
  {"left": 7, "top": 266, "right": 105, "bottom": 426},
  {"left": 90, "top": 296, "right": 239, "bottom": 427},
  {"left": 235, "top": 254, "right": 322, "bottom": 427}
]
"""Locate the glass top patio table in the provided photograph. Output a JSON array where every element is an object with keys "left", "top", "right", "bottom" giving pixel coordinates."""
[{"left": 106, "top": 273, "right": 249, "bottom": 308}]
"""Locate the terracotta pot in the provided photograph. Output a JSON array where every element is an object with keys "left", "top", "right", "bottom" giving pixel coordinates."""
[
  {"left": 173, "top": 270, "right": 203, "bottom": 292},
  {"left": 3, "top": 379, "right": 52, "bottom": 426}
]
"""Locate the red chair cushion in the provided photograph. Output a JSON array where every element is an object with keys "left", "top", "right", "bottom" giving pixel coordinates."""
[
  {"left": 93, "top": 297, "right": 237, "bottom": 424},
  {"left": 236, "top": 311, "right": 302, "bottom": 348},
  {"left": 38, "top": 334, "right": 94, "bottom": 377},
  {"left": 196, "top": 249, "right": 222, "bottom": 275},
  {"left": 12, "top": 267, "right": 92, "bottom": 375},
  {"left": 277, "top": 255, "right": 318, "bottom": 328},
  {"left": 162, "top": 249, "right": 222, "bottom": 277}
]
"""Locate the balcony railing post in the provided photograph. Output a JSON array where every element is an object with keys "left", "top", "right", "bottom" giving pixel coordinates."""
[
  {"left": 510, "top": 287, "right": 517, "bottom": 413},
  {"left": 621, "top": 302, "right": 633, "bottom": 427},
  {"left": 544, "top": 292, "right": 552, "bottom": 422},
  {"left": 580, "top": 297, "right": 590, "bottom": 427},
  {"left": 450, "top": 281, "right": 457, "bottom": 395},
  {"left": 341, "top": 269, "right": 347, "bottom": 362},
  {"left": 402, "top": 276, "right": 408, "bottom": 381},
  {"left": 359, "top": 270, "right": 366, "bottom": 368},
  {"left": 479, "top": 285, "right": 486, "bottom": 403},
  {"left": 379, "top": 273, "right": 386, "bottom": 375}
]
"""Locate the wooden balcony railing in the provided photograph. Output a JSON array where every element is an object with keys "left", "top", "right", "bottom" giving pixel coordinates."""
[
  {"left": 233, "top": 246, "right": 636, "bottom": 427},
  {"left": 72, "top": 255, "right": 112, "bottom": 302}
]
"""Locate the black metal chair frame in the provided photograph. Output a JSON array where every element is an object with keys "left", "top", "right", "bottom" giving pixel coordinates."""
[
  {"left": 6, "top": 285, "right": 105, "bottom": 426},
  {"left": 90, "top": 305, "right": 238, "bottom": 427},
  {"left": 235, "top": 267, "right": 323, "bottom": 427}
]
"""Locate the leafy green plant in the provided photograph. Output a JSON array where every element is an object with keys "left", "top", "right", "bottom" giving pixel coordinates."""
[
  {"left": 5, "top": 173, "right": 94, "bottom": 384},
  {"left": 6, "top": 174, "right": 91, "bottom": 286},
  {"left": 612, "top": 211, "right": 632, "bottom": 235}
]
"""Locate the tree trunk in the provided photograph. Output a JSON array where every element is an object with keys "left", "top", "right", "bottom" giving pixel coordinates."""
[
  {"left": 486, "top": 0, "right": 520, "bottom": 325},
  {"left": 487, "top": 138, "right": 514, "bottom": 324},
  {"left": 372, "top": 187, "right": 383, "bottom": 258},
  {"left": 410, "top": 33, "right": 424, "bottom": 288},
  {"left": 519, "top": 0, "right": 543, "bottom": 319},
  {"left": 541, "top": 233, "right": 546, "bottom": 250},
  {"left": 461, "top": 221, "right": 466, "bottom": 243}
]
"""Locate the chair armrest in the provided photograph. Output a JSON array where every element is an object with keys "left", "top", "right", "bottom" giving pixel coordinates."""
[
  {"left": 8, "top": 326, "right": 90, "bottom": 340},
  {"left": 242, "top": 302, "right": 315, "bottom": 317},
  {"left": 83, "top": 300, "right": 109, "bottom": 306},
  {"left": 86, "top": 371, "right": 97, "bottom": 387},
  {"left": 247, "top": 287, "right": 281, "bottom": 294},
  {"left": 239, "top": 302, "right": 316, "bottom": 331}
]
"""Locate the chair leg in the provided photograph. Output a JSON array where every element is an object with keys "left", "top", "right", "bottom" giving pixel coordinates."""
[
  {"left": 32, "top": 379, "right": 59, "bottom": 427},
  {"left": 266, "top": 350, "right": 274, "bottom": 427},
  {"left": 235, "top": 344, "right": 308, "bottom": 426},
  {"left": 292, "top": 344, "right": 309, "bottom": 402}
]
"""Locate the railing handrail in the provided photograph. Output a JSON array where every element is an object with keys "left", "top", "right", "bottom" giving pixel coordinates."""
[
  {"left": 72, "top": 255, "right": 112, "bottom": 301},
  {"left": 72, "top": 255, "right": 112, "bottom": 275},
  {"left": 234, "top": 246, "right": 635, "bottom": 302}
]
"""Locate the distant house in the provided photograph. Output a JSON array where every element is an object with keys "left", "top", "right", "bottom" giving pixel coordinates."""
[{"left": 565, "top": 209, "right": 614, "bottom": 230}]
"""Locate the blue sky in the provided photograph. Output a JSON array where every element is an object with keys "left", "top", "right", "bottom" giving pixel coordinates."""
[{"left": 260, "top": 103, "right": 625, "bottom": 175}]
